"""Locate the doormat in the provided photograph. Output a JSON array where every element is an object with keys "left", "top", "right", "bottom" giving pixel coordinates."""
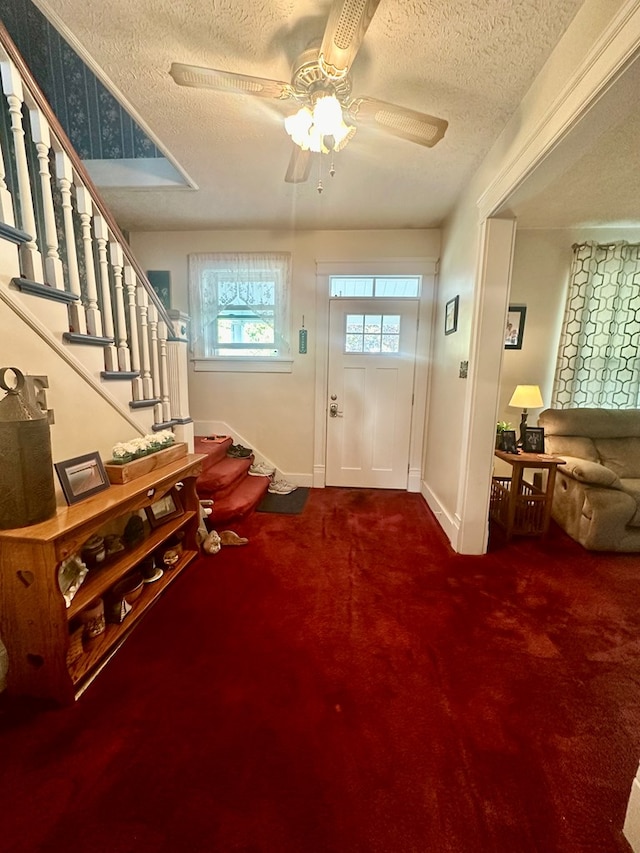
[{"left": 257, "top": 487, "right": 309, "bottom": 515}]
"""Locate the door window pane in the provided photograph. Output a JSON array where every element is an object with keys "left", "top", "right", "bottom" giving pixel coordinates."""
[
  {"left": 344, "top": 314, "right": 401, "bottom": 354},
  {"left": 331, "top": 276, "right": 420, "bottom": 298}
]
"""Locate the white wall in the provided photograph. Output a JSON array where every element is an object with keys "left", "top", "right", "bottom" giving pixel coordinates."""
[{"left": 131, "top": 229, "right": 440, "bottom": 480}]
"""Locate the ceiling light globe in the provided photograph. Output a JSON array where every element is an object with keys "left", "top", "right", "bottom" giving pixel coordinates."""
[
  {"left": 313, "top": 95, "right": 344, "bottom": 136},
  {"left": 285, "top": 107, "right": 313, "bottom": 147}
]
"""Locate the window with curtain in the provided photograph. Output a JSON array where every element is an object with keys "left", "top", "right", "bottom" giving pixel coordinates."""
[
  {"left": 553, "top": 241, "right": 640, "bottom": 408},
  {"left": 188, "top": 253, "right": 291, "bottom": 359}
]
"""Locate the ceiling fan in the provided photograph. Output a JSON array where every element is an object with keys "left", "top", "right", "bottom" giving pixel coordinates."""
[{"left": 169, "top": 0, "right": 448, "bottom": 187}]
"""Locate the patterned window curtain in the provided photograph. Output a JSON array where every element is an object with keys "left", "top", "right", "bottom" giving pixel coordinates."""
[
  {"left": 552, "top": 242, "right": 640, "bottom": 408},
  {"left": 188, "top": 253, "right": 291, "bottom": 357}
]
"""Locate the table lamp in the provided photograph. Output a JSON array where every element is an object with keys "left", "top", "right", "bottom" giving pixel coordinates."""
[{"left": 509, "top": 384, "right": 544, "bottom": 446}]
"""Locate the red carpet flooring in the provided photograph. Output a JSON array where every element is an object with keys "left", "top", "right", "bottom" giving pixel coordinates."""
[{"left": 1, "top": 488, "right": 639, "bottom": 852}]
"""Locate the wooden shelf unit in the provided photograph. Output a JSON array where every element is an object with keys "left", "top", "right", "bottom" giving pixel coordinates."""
[{"left": 0, "top": 453, "right": 204, "bottom": 704}]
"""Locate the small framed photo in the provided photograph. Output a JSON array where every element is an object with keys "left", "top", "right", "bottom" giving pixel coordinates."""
[
  {"left": 522, "top": 426, "right": 545, "bottom": 454},
  {"left": 505, "top": 305, "right": 526, "bottom": 349},
  {"left": 500, "top": 430, "right": 519, "bottom": 454},
  {"left": 55, "top": 452, "right": 110, "bottom": 505},
  {"left": 445, "top": 295, "right": 459, "bottom": 335},
  {"left": 145, "top": 490, "right": 183, "bottom": 528}
]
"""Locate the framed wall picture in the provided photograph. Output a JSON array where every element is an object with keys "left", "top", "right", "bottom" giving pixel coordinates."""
[
  {"left": 505, "top": 305, "right": 526, "bottom": 349},
  {"left": 146, "top": 270, "right": 171, "bottom": 310},
  {"left": 445, "top": 295, "right": 459, "bottom": 335},
  {"left": 522, "top": 426, "right": 545, "bottom": 454},
  {"left": 55, "top": 452, "right": 110, "bottom": 505},
  {"left": 145, "top": 490, "right": 183, "bottom": 528},
  {"left": 500, "top": 430, "right": 519, "bottom": 454}
]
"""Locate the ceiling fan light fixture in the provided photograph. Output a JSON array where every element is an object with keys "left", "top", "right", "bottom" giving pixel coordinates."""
[
  {"left": 312, "top": 94, "right": 343, "bottom": 135},
  {"left": 284, "top": 107, "right": 313, "bottom": 148},
  {"left": 285, "top": 94, "right": 353, "bottom": 154}
]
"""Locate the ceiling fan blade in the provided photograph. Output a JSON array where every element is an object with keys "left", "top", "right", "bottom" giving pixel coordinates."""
[
  {"left": 351, "top": 97, "right": 448, "bottom": 147},
  {"left": 319, "top": 0, "right": 382, "bottom": 80},
  {"left": 169, "top": 63, "right": 293, "bottom": 100},
  {"left": 284, "top": 145, "right": 312, "bottom": 183}
]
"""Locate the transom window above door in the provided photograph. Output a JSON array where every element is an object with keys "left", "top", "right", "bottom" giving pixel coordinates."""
[
  {"left": 330, "top": 276, "right": 421, "bottom": 298},
  {"left": 345, "top": 314, "right": 401, "bottom": 353}
]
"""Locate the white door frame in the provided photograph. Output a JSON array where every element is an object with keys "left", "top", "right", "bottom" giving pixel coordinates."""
[{"left": 313, "top": 259, "right": 438, "bottom": 491}]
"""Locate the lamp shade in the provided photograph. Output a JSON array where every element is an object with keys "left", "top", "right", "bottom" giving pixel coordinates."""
[{"left": 509, "top": 385, "right": 543, "bottom": 409}]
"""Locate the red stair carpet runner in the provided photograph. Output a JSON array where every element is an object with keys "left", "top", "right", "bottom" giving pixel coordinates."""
[
  {"left": 1, "top": 488, "right": 639, "bottom": 852},
  {"left": 194, "top": 435, "right": 269, "bottom": 526}
]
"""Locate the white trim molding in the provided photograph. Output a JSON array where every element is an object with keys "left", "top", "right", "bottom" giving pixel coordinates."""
[
  {"left": 421, "top": 479, "right": 461, "bottom": 548},
  {"left": 193, "top": 358, "right": 293, "bottom": 373},
  {"left": 478, "top": 0, "right": 640, "bottom": 219}
]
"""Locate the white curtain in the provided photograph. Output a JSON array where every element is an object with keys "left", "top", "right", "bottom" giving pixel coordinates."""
[
  {"left": 552, "top": 241, "right": 640, "bottom": 408},
  {"left": 188, "top": 253, "right": 291, "bottom": 357}
]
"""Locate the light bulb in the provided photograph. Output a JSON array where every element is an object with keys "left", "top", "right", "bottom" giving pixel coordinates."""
[{"left": 313, "top": 95, "right": 344, "bottom": 136}]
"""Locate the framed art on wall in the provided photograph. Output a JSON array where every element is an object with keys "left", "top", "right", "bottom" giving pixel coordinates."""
[
  {"left": 146, "top": 270, "right": 171, "bottom": 310},
  {"left": 505, "top": 305, "right": 526, "bottom": 349},
  {"left": 445, "top": 295, "right": 459, "bottom": 335}
]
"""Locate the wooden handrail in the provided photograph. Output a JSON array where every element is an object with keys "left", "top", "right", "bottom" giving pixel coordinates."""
[{"left": 0, "top": 20, "right": 175, "bottom": 336}]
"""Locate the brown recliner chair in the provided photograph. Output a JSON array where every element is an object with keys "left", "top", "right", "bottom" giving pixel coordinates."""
[{"left": 538, "top": 408, "right": 640, "bottom": 551}]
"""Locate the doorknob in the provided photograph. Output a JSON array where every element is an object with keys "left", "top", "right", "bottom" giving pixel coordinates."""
[{"left": 329, "top": 402, "right": 343, "bottom": 418}]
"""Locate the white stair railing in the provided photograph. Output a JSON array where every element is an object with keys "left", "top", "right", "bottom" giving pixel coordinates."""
[{"left": 0, "top": 21, "right": 189, "bottom": 431}]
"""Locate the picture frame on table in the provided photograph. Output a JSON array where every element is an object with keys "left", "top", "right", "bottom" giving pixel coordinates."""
[
  {"left": 522, "top": 426, "right": 545, "bottom": 454},
  {"left": 505, "top": 305, "right": 527, "bottom": 349},
  {"left": 500, "top": 430, "right": 519, "bottom": 454},
  {"left": 145, "top": 490, "right": 183, "bottom": 528},
  {"left": 55, "top": 451, "right": 110, "bottom": 505},
  {"left": 444, "top": 295, "right": 459, "bottom": 335}
]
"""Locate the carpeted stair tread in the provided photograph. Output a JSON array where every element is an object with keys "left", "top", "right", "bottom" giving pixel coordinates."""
[
  {"left": 208, "top": 473, "right": 270, "bottom": 525},
  {"left": 194, "top": 436, "right": 233, "bottom": 471},
  {"left": 197, "top": 455, "right": 254, "bottom": 500}
]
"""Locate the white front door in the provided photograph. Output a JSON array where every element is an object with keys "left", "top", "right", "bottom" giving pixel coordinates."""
[{"left": 326, "top": 299, "right": 419, "bottom": 488}]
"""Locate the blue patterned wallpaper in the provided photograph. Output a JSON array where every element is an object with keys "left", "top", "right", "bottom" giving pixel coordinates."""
[{"left": 3, "top": 0, "right": 161, "bottom": 160}]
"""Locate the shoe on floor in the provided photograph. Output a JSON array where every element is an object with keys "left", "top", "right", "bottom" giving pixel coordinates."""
[
  {"left": 248, "top": 461, "right": 276, "bottom": 477},
  {"left": 268, "top": 478, "right": 297, "bottom": 495},
  {"left": 226, "top": 444, "right": 252, "bottom": 458}
]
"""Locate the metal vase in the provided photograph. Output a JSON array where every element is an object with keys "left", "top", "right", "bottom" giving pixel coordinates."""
[{"left": 0, "top": 367, "right": 57, "bottom": 529}]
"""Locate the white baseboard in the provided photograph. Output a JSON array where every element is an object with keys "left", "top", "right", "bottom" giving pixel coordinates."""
[
  {"left": 408, "top": 467, "right": 421, "bottom": 493},
  {"left": 421, "top": 480, "right": 460, "bottom": 551},
  {"left": 313, "top": 464, "right": 326, "bottom": 488}
]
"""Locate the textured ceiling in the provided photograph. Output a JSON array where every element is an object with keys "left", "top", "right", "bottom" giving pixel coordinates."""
[
  {"left": 33, "top": 0, "right": 586, "bottom": 231},
  {"left": 500, "top": 48, "right": 640, "bottom": 230}
]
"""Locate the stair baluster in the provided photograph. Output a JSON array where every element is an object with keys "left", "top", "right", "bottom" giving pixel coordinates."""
[
  {"left": 94, "top": 213, "right": 117, "bottom": 369},
  {"left": 74, "top": 185, "right": 103, "bottom": 337},
  {"left": 55, "top": 150, "right": 86, "bottom": 333},
  {"left": 27, "top": 108, "right": 64, "bottom": 290},
  {"left": 109, "top": 241, "right": 132, "bottom": 371},
  {"left": 0, "top": 59, "right": 43, "bottom": 281}
]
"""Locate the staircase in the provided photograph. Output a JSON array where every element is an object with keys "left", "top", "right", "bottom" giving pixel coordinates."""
[
  {"left": 0, "top": 23, "right": 192, "bottom": 444},
  {"left": 194, "top": 436, "right": 270, "bottom": 526}
]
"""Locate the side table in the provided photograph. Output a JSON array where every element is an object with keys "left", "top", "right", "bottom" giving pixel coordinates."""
[{"left": 491, "top": 449, "right": 566, "bottom": 538}]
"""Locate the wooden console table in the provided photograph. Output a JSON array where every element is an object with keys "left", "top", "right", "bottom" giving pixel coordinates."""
[
  {"left": 490, "top": 450, "right": 566, "bottom": 539},
  {"left": 0, "top": 453, "right": 204, "bottom": 703}
]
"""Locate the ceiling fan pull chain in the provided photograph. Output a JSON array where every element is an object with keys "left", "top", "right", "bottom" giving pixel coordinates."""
[
  {"left": 330, "top": 157, "right": 336, "bottom": 178},
  {"left": 317, "top": 154, "right": 324, "bottom": 194}
]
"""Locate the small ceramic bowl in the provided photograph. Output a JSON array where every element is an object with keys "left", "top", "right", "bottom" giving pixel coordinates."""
[{"left": 112, "top": 571, "right": 144, "bottom": 605}]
